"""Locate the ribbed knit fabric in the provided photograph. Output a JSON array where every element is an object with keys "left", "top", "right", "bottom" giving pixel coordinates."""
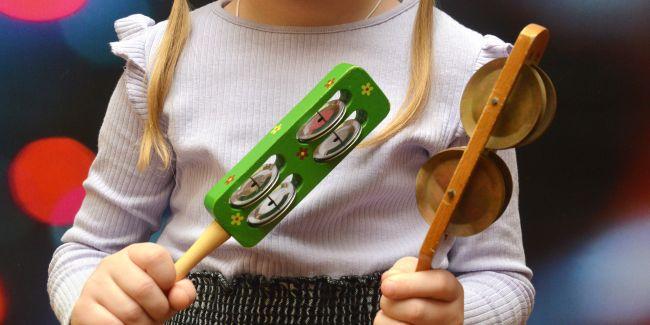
[{"left": 47, "top": 0, "right": 534, "bottom": 323}]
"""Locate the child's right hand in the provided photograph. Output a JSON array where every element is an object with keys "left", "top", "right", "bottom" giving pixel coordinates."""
[{"left": 70, "top": 243, "right": 197, "bottom": 325}]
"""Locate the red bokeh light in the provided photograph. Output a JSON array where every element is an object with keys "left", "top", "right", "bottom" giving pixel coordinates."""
[
  {"left": 8, "top": 137, "right": 95, "bottom": 225},
  {"left": 605, "top": 120, "right": 650, "bottom": 220},
  {"left": 50, "top": 186, "right": 86, "bottom": 226},
  {"left": 0, "top": 0, "right": 86, "bottom": 22},
  {"left": 0, "top": 279, "right": 6, "bottom": 324}
]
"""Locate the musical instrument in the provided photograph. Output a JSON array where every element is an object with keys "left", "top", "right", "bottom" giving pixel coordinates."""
[
  {"left": 415, "top": 24, "right": 556, "bottom": 271},
  {"left": 174, "top": 63, "right": 390, "bottom": 279}
]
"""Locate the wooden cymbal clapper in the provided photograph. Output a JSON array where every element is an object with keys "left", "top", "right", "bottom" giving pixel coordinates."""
[{"left": 415, "top": 24, "right": 556, "bottom": 271}]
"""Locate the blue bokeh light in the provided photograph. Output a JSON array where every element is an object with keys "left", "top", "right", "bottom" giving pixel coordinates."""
[
  {"left": 59, "top": 0, "right": 152, "bottom": 66},
  {"left": 530, "top": 217, "right": 650, "bottom": 324}
]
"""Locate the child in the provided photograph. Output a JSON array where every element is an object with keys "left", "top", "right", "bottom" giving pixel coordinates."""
[{"left": 48, "top": 0, "right": 534, "bottom": 324}]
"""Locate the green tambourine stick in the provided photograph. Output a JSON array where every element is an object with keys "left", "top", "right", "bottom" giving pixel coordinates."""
[{"left": 175, "top": 63, "right": 390, "bottom": 280}]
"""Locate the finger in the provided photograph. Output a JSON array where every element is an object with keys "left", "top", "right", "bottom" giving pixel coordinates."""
[
  {"left": 109, "top": 256, "right": 171, "bottom": 321},
  {"left": 381, "top": 270, "right": 461, "bottom": 301},
  {"left": 373, "top": 310, "right": 409, "bottom": 325},
  {"left": 94, "top": 277, "right": 159, "bottom": 324},
  {"left": 381, "top": 269, "right": 403, "bottom": 282},
  {"left": 167, "top": 279, "right": 196, "bottom": 311},
  {"left": 380, "top": 296, "right": 447, "bottom": 325},
  {"left": 382, "top": 257, "right": 418, "bottom": 281},
  {"left": 126, "top": 243, "right": 176, "bottom": 291},
  {"left": 392, "top": 256, "right": 418, "bottom": 271},
  {"left": 72, "top": 299, "right": 123, "bottom": 325}
]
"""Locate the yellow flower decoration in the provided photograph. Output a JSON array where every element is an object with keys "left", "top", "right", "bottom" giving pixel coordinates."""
[
  {"left": 271, "top": 124, "right": 282, "bottom": 135},
  {"left": 325, "top": 78, "right": 336, "bottom": 89},
  {"left": 231, "top": 212, "right": 245, "bottom": 226},
  {"left": 225, "top": 175, "right": 235, "bottom": 185},
  {"left": 361, "top": 82, "right": 374, "bottom": 96}
]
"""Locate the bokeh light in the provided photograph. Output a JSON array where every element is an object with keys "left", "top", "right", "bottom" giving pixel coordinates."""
[
  {"left": 50, "top": 186, "right": 86, "bottom": 226},
  {"left": 530, "top": 217, "right": 650, "bottom": 324},
  {"left": 8, "top": 137, "right": 94, "bottom": 226},
  {"left": 59, "top": 0, "right": 152, "bottom": 66},
  {"left": 0, "top": 0, "right": 86, "bottom": 22},
  {"left": 0, "top": 278, "right": 7, "bottom": 323}
]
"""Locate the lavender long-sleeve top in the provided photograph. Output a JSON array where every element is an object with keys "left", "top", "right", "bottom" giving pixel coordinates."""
[{"left": 48, "top": 1, "right": 535, "bottom": 323}]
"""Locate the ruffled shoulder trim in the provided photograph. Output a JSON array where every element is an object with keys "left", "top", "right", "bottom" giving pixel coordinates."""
[
  {"left": 475, "top": 34, "right": 513, "bottom": 69},
  {"left": 454, "top": 34, "right": 513, "bottom": 139},
  {"left": 109, "top": 14, "right": 156, "bottom": 120}
]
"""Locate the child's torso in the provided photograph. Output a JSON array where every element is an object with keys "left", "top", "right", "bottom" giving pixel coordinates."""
[{"left": 152, "top": 0, "right": 484, "bottom": 277}]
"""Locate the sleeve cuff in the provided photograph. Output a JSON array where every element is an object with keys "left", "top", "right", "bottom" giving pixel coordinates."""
[
  {"left": 459, "top": 271, "right": 535, "bottom": 324},
  {"left": 48, "top": 244, "right": 107, "bottom": 324}
]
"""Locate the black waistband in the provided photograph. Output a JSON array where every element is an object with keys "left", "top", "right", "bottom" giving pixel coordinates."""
[{"left": 166, "top": 271, "right": 383, "bottom": 325}]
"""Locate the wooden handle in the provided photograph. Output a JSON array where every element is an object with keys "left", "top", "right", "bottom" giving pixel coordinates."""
[
  {"left": 174, "top": 221, "right": 231, "bottom": 281},
  {"left": 416, "top": 24, "right": 550, "bottom": 272},
  {"left": 416, "top": 252, "right": 434, "bottom": 272}
]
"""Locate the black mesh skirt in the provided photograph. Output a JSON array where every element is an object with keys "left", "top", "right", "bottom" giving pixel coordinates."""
[{"left": 166, "top": 271, "right": 383, "bottom": 325}]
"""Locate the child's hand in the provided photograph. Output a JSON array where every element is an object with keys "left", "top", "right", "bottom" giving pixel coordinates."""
[
  {"left": 70, "top": 243, "right": 196, "bottom": 325},
  {"left": 375, "top": 257, "right": 463, "bottom": 325}
]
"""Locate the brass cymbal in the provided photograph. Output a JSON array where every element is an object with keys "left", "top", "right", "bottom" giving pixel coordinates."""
[
  {"left": 460, "top": 58, "right": 546, "bottom": 149},
  {"left": 415, "top": 148, "right": 511, "bottom": 236},
  {"left": 484, "top": 149, "right": 513, "bottom": 217},
  {"left": 517, "top": 65, "right": 557, "bottom": 146}
]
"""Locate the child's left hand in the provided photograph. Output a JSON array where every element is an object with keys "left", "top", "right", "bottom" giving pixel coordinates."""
[{"left": 375, "top": 257, "right": 464, "bottom": 325}]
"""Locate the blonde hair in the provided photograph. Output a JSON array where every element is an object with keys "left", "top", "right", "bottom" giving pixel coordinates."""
[{"left": 138, "top": 0, "right": 435, "bottom": 169}]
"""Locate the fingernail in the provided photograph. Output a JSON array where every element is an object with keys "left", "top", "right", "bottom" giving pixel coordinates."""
[
  {"left": 381, "top": 271, "right": 395, "bottom": 282},
  {"left": 381, "top": 279, "right": 395, "bottom": 296}
]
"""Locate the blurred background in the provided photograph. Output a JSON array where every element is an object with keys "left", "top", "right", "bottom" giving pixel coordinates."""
[{"left": 0, "top": 0, "right": 647, "bottom": 323}]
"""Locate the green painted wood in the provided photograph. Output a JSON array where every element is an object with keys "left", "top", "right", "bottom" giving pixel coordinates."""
[{"left": 204, "top": 63, "right": 390, "bottom": 247}]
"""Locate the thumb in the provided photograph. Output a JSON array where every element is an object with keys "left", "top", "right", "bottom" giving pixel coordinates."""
[
  {"left": 382, "top": 256, "right": 418, "bottom": 281},
  {"left": 167, "top": 278, "right": 197, "bottom": 313}
]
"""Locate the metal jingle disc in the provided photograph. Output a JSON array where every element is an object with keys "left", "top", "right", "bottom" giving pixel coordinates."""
[
  {"left": 313, "top": 112, "right": 363, "bottom": 162},
  {"left": 297, "top": 98, "right": 347, "bottom": 142},
  {"left": 460, "top": 58, "right": 546, "bottom": 149},
  {"left": 247, "top": 174, "right": 300, "bottom": 227},
  {"left": 415, "top": 147, "right": 511, "bottom": 236},
  {"left": 229, "top": 155, "right": 283, "bottom": 208},
  {"left": 517, "top": 66, "right": 557, "bottom": 147}
]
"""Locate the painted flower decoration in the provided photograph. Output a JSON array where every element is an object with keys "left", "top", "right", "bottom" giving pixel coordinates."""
[
  {"left": 325, "top": 78, "right": 336, "bottom": 89},
  {"left": 271, "top": 124, "right": 282, "bottom": 135},
  {"left": 296, "top": 148, "right": 309, "bottom": 160},
  {"left": 231, "top": 212, "right": 244, "bottom": 226},
  {"left": 361, "top": 82, "right": 374, "bottom": 96},
  {"left": 225, "top": 175, "right": 236, "bottom": 185}
]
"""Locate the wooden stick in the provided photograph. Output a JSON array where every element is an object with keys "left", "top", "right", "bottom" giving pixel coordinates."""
[
  {"left": 416, "top": 24, "right": 549, "bottom": 272},
  {"left": 175, "top": 221, "right": 231, "bottom": 281}
]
